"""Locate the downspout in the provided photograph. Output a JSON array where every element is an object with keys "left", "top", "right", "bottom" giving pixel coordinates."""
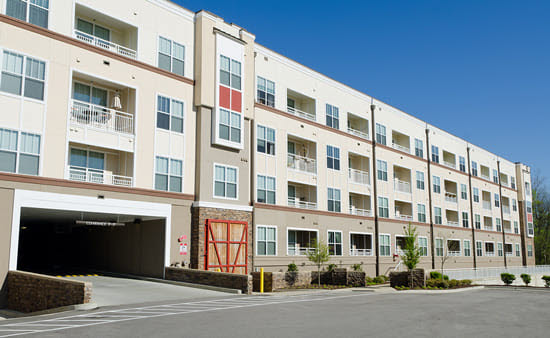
[
  {"left": 497, "top": 160, "right": 507, "bottom": 268},
  {"left": 466, "top": 146, "right": 477, "bottom": 268},
  {"left": 425, "top": 127, "right": 435, "bottom": 270},
  {"left": 370, "top": 101, "right": 380, "bottom": 277}
]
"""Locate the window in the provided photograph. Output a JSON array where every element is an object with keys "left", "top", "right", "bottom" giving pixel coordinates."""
[
  {"left": 157, "top": 96, "right": 184, "bottom": 133},
  {"left": 155, "top": 157, "right": 182, "bottom": 192},
  {"left": 527, "top": 222, "right": 534, "bottom": 237},
  {"left": 256, "top": 76, "right": 275, "bottom": 107},
  {"left": 459, "top": 156, "right": 466, "bottom": 172},
  {"left": 512, "top": 199, "right": 517, "bottom": 212},
  {"left": 511, "top": 177, "right": 516, "bottom": 189},
  {"left": 257, "top": 175, "right": 275, "bottom": 204},
  {"left": 496, "top": 218, "right": 502, "bottom": 232},
  {"left": 375, "top": 123, "right": 386, "bottom": 145},
  {"left": 494, "top": 193, "right": 500, "bottom": 208},
  {"left": 0, "top": 128, "right": 40, "bottom": 175},
  {"left": 378, "top": 197, "right": 389, "bottom": 218},
  {"left": 476, "top": 241, "right": 483, "bottom": 257},
  {"left": 471, "top": 161, "right": 478, "bottom": 176},
  {"left": 413, "top": 138, "right": 423, "bottom": 158},
  {"left": 434, "top": 207, "right": 442, "bottom": 225},
  {"left": 525, "top": 182, "right": 531, "bottom": 196},
  {"left": 505, "top": 243, "right": 513, "bottom": 255},
  {"left": 485, "top": 242, "right": 495, "bottom": 256},
  {"left": 417, "top": 204, "right": 426, "bottom": 223},
  {"left": 493, "top": 169, "right": 499, "bottom": 184},
  {"left": 464, "top": 240, "right": 471, "bottom": 257},
  {"left": 515, "top": 243, "right": 520, "bottom": 257},
  {"left": 256, "top": 226, "right": 276, "bottom": 256},
  {"left": 327, "top": 188, "right": 341, "bottom": 212},
  {"left": 6, "top": 0, "right": 49, "bottom": 28},
  {"left": 435, "top": 238, "right": 444, "bottom": 257},
  {"left": 158, "top": 37, "right": 185, "bottom": 76},
  {"left": 219, "top": 108, "right": 241, "bottom": 143},
  {"left": 328, "top": 231, "right": 342, "bottom": 255},
  {"left": 1, "top": 51, "right": 45, "bottom": 100},
  {"left": 327, "top": 145, "right": 340, "bottom": 170},
  {"left": 419, "top": 237, "right": 428, "bottom": 256},
  {"left": 527, "top": 245, "right": 533, "bottom": 257},
  {"left": 214, "top": 164, "right": 237, "bottom": 199},
  {"left": 433, "top": 176, "right": 441, "bottom": 194},
  {"left": 73, "top": 82, "right": 107, "bottom": 106},
  {"left": 447, "top": 240, "right": 460, "bottom": 256},
  {"left": 379, "top": 234, "right": 390, "bottom": 256},
  {"left": 514, "top": 221, "right": 519, "bottom": 234},
  {"left": 377, "top": 160, "right": 388, "bottom": 181},
  {"left": 431, "top": 145, "right": 439, "bottom": 163},
  {"left": 461, "top": 184, "right": 467, "bottom": 200},
  {"left": 475, "top": 214, "right": 481, "bottom": 229},
  {"left": 77, "top": 18, "right": 110, "bottom": 41},
  {"left": 497, "top": 243, "right": 503, "bottom": 257},
  {"left": 462, "top": 212, "right": 469, "bottom": 228},
  {"left": 220, "top": 56, "right": 241, "bottom": 90},
  {"left": 325, "top": 104, "right": 339, "bottom": 129},
  {"left": 257, "top": 125, "right": 275, "bottom": 155},
  {"left": 526, "top": 201, "right": 532, "bottom": 214},
  {"left": 416, "top": 171, "right": 425, "bottom": 190},
  {"left": 473, "top": 188, "right": 479, "bottom": 203}
]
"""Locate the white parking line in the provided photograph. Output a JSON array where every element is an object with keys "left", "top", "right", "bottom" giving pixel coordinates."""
[{"left": 0, "top": 293, "right": 370, "bottom": 337}]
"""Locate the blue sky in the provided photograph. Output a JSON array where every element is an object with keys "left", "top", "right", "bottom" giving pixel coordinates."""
[{"left": 177, "top": 0, "right": 549, "bottom": 176}]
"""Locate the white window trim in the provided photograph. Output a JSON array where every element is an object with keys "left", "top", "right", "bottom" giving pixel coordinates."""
[
  {"left": 327, "top": 187, "right": 341, "bottom": 213},
  {"left": 418, "top": 236, "right": 429, "bottom": 256},
  {"left": 213, "top": 162, "right": 239, "bottom": 200},
  {"left": 154, "top": 155, "right": 184, "bottom": 193},
  {"left": 377, "top": 195, "right": 389, "bottom": 219},
  {"left": 4, "top": 0, "right": 50, "bottom": 28},
  {"left": 286, "top": 227, "right": 319, "bottom": 256},
  {"left": 157, "top": 35, "right": 186, "bottom": 75},
  {"left": 395, "top": 235, "right": 406, "bottom": 255},
  {"left": 327, "top": 229, "right": 343, "bottom": 256},
  {"left": 256, "top": 173, "right": 276, "bottom": 205},
  {"left": 463, "top": 239, "right": 471, "bottom": 257},
  {"left": 379, "top": 233, "right": 391, "bottom": 256},
  {"left": 476, "top": 240, "right": 483, "bottom": 257},
  {"left": 349, "top": 231, "right": 373, "bottom": 257},
  {"left": 435, "top": 237, "right": 444, "bottom": 257},
  {"left": 0, "top": 127, "right": 42, "bottom": 176},
  {"left": 484, "top": 241, "right": 496, "bottom": 256},
  {"left": 256, "top": 224, "right": 277, "bottom": 256},
  {"left": 446, "top": 238, "right": 461, "bottom": 256},
  {"left": 155, "top": 93, "right": 185, "bottom": 134},
  {"left": 256, "top": 123, "right": 276, "bottom": 157}
]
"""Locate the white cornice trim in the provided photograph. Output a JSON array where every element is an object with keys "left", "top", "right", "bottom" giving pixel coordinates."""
[
  {"left": 147, "top": 0, "right": 195, "bottom": 22},
  {"left": 192, "top": 201, "right": 253, "bottom": 212}
]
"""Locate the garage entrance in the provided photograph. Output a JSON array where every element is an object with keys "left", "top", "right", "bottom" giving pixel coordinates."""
[{"left": 17, "top": 207, "right": 166, "bottom": 278}]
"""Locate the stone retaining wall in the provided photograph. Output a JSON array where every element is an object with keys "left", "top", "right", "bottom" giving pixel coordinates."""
[
  {"left": 390, "top": 269, "right": 425, "bottom": 288},
  {"left": 252, "top": 269, "right": 366, "bottom": 291},
  {"left": 7, "top": 271, "right": 92, "bottom": 313},
  {"left": 165, "top": 267, "right": 252, "bottom": 294}
]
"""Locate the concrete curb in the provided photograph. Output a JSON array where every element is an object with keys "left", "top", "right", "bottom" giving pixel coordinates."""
[
  {"left": 393, "top": 286, "right": 484, "bottom": 294},
  {"left": 0, "top": 303, "right": 98, "bottom": 319}
]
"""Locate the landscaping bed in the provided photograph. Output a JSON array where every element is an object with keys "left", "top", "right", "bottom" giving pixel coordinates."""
[{"left": 275, "top": 284, "right": 351, "bottom": 291}]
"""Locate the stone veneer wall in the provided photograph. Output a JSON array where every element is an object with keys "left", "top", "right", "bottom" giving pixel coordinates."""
[
  {"left": 165, "top": 267, "right": 252, "bottom": 294},
  {"left": 7, "top": 271, "right": 92, "bottom": 313},
  {"left": 190, "top": 207, "right": 253, "bottom": 272},
  {"left": 389, "top": 269, "right": 426, "bottom": 288},
  {"left": 252, "top": 270, "right": 366, "bottom": 292}
]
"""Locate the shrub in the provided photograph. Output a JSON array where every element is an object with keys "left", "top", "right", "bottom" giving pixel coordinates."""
[
  {"left": 327, "top": 263, "right": 337, "bottom": 272},
  {"left": 542, "top": 276, "right": 550, "bottom": 288},
  {"left": 443, "top": 274, "right": 449, "bottom": 281},
  {"left": 430, "top": 271, "right": 442, "bottom": 280},
  {"left": 426, "top": 278, "right": 449, "bottom": 289},
  {"left": 287, "top": 262, "right": 298, "bottom": 272},
  {"left": 381, "top": 275, "right": 390, "bottom": 282},
  {"left": 373, "top": 276, "right": 385, "bottom": 284},
  {"left": 365, "top": 276, "right": 374, "bottom": 284},
  {"left": 448, "top": 279, "right": 459, "bottom": 288},
  {"left": 520, "top": 273, "right": 531, "bottom": 286},
  {"left": 460, "top": 279, "right": 472, "bottom": 287},
  {"left": 501, "top": 273, "right": 516, "bottom": 286},
  {"left": 352, "top": 263, "right": 363, "bottom": 272}
]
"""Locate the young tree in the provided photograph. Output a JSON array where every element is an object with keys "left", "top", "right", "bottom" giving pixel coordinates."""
[
  {"left": 306, "top": 239, "right": 330, "bottom": 286},
  {"left": 436, "top": 231, "right": 453, "bottom": 277},
  {"left": 402, "top": 223, "right": 422, "bottom": 287},
  {"left": 533, "top": 171, "right": 550, "bottom": 265}
]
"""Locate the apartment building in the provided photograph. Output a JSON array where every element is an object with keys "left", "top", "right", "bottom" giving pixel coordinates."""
[{"left": 0, "top": 0, "right": 535, "bottom": 301}]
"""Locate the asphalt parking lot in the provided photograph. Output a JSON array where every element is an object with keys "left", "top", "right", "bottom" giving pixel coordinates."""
[{"left": 0, "top": 288, "right": 548, "bottom": 337}]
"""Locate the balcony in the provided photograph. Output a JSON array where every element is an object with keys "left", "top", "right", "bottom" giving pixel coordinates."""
[
  {"left": 70, "top": 100, "right": 134, "bottom": 135},
  {"left": 392, "top": 130, "right": 410, "bottom": 153},
  {"left": 394, "top": 180, "right": 411, "bottom": 194},
  {"left": 350, "top": 233, "right": 372, "bottom": 256},
  {"left": 349, "top": 192, "right": 371, "bottom": 217},
  {"left": 447, "top": 240, "right": 460, "bottom": 256},
  {"left": 288, "top": 229, "right": 317, "bottom": 256},
  {"left": 395, "top": 200, "right": 413, "bottom": 221},
  {"left": 288, "top": 198, "right": 317, "bottom": 210},
  {"left": 480, "top": 165, "right": 491, "bottom": 180},
  {"left": 393, "top": 165, "right": 412, "bottom": 194},
  {"left": 442, "top": 151, "right": 456, "bottom": 169},
  {"left": 287, "top": 89, "right": 316, "bottom": 121},
  {"left": 503, "top": 205, "right": 511, "bottom": 214},
  {"left": 483, "top": 217, "right": 493, "bottom": 231},
  {"left": 287, "top": 154, "right": 316, "bottom": 174},
  {"left": 503, "top": 221, "right": 512, "bottom": 233},
  {"left": 445, "top": 192, "right": 457, "bottom": 203},
  {"left": 350, "top": 248, "right": 372, "bottom": 256},
  {"left": 74, "top": 4, "right": 138, "bottom": 59},
  {"left": 347, "top": 113, "right": 369, "bottom": 140},
  {"left": 67, "top": 166, "right": 132, "bottom": 187},
  {"left": 483, "top": 201, "right": 492, "bottom": 210},
  {"left": 349, "top": 206, "right": 372, "bottom": 217},
  {"left": 446, "top": 209, "right": 459, "bottom": 226},
  {"left": 288, "top": 182, "right": 317, "bottom": 210},
  {"left": 348, "top": 169, "right": 369, "bottom": 185},
  {"left": 287, "top": 136, "right": 316, "bottom": 175}
]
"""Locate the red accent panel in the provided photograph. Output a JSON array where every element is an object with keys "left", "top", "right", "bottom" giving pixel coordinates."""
[
  {"left": 219, "top": 86, "right": 231, "bottom": 109},
  {"left": 231, "top": 90, "right": 242, "bottom": 113},
  {"left": 528, "top": 214, "right": 533, "bottom": 222}
]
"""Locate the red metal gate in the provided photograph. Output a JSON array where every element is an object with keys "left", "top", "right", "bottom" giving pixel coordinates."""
[{"left": 205, "top": 219, "right": 248, "bottom": 274}]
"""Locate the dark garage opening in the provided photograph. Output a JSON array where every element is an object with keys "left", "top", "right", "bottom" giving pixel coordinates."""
[{"left": 17, "top": 207, "right": 166, "bottom": 278}]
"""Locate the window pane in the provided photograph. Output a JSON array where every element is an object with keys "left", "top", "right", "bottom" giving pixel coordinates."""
[
  {"left": 0, "top": 151, "right": 17, "bottom": 172},
  {"left": 171, "top": 116, "right": 183, "bottom": 133},
  {"left": 29, "top": 4, "right": 48, "bottom": 28},
  {"left": 227, "top": 183, "right": 237, "bottom": 198},
  {"left": 169, "top": 176, "right": 182, "bottom": 192},
  {"left": 257, "top": 189, "right": 266, "bottom": 203},
  {"left": 173, "top": 42, "right": 185, "bottom": 60},
  {"left": 215, "top": 165, "right": 225, "bottom": 180},
  {"left": 231, "top": 112, "right": 241, "bottom": 128},
  {"left": 20, "top": 133, "right": 40, "bottom": 154},
  {"left": 88, "top": 151, "right": 104, "bottom": 170},
  {"left": 155, "top": 174, "right": 168, "bottom": 191},
  {"left": 73, "top": 83, "right": 90, "bottom": 102},
  {"left": 69, "top": 148, "right": 87, "bottom": 167},
  {"left": 220, "top": 56, "right": 230, "bottom": 72},
  {"left": 0, "top": 129, "right": 18, "bottom": 151},
  {"left": 170, "top": 159, "right": 182, "bottom": 176},
  {"left": 25, "top": 58, "right": 45, "bottom": 80},
  {"left": 230, "top": 127, "right": 240, "bottom": 143},
  {"left": 267, "top": 191, "right": 275, "bottom": 204},
  {"left": 159, "top": 37, "right": 171, "bottom": 55},
  {"left": 220, "top": 70, "right": 230, "bottom": 87},
  {"left": 18, "top": 154, "right": 39, "bottom": 175},
  {"left": 226, "top": 168, "right": 237, "bottom": 183},
  {"left": 172, "top": 100, "right": 183, "bottom": 117},
  {"left": 7, "top": 0, "right": 27, "bottom": 21},
  {"left": 231, "top": 74, "right": 241, "bottom": 90},
  {"left": 91, "top": 87, "right": 107, "bottom": 107},
  {"left": 214, "top": 181, "right": 225, "bottom": 196},
  {"left": 0, "top": 72, "right": 22, "bottom": 95},
  {"left": 172, "top": 58, "right": 184, "bottom": 76},
  {"left": 156, "top": 157, "right": 168, "bottom": 174},
  {"left": 157, "top": 112, "right": 170, "bottom": 130},
  {"left": 24, "top": 78, "right": 44, "bottom": 100},
  {"left": 257, "top": 242, "right": 266, "bottom": 255},
  {"left": 231, "top": 60, "right": 241, "bottom": 76},
  {"left": 77, "top": 19, "right": 93, "bottom": 35},
  {"left": 267, "top": 242, "right": 276, "bottom": 255},
  {"left": 3, "top": 51, "right": 23, "bottom": 74},
  {"left": 158, "top": 53, "right": 171, "bottom": 71}
]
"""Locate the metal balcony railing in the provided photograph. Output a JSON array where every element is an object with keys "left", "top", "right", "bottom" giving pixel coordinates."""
[
  {"left": 394, "top": 179, "right": 411, "bottom": 193},
  {"left": 448, "top": 251, "right": 461, "bottom": 256},
  {"left": 74, "top": 30, "right": 137, "bottom": 59},
  {"left": 287, "top": 197, "right": 317, "bottom": 210},
  {"left": 447, "top": 221, "right": 459, "bottom": 226},
  {"left": 288, "top": 246, "right": 315, "bottom": 256},
  {"left": 347, "top": 127, "right": 369, "bottom": 139},
  {"left": 70, "top": 100, "right": 134, "bottom": 135},
  {"left": 443, "top": 160, "right": 456, "bottom": 169},
  {"left": 349, "top": 207, "right": 372, "bottom": 217},
  {"left": 395, "top": 213, "right": 413, "bottom": 221},
  {"left": 349, "top": 168, "right": 369, "bottom": 185},
  {"left": 287, "top": 154, "right": 316, "bottom": 174},
  {"left": 287, "top": 106, "right": 316, "bottom": 121},
  {"left": 350, "top": 248, "right": 372, "bottom": 256},
  {"left": 67, "top": 166, "right": 132, "bottom": 187},
  {"left": 392, "top": 142, "right": 410, "bottom": 153}
]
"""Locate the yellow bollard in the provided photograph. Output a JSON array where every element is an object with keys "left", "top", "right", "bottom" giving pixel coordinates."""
[{"left": 260, "top": 268, "right": 264, "bottom": 293}]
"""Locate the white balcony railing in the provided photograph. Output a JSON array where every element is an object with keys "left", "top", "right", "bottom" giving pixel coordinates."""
[
  {"left": 350, "top": 248, "right": 372, "bottom": 256},
  {"left": 287, "top": 154, "right": 316, "bottom": 174},
  {"left": 68, "top": 166, "right": 132, "bottom": 187},
  {"left": 70, "top": 100, "right": 134, "bottom": 135},
  {"left": 395, "top": 213, "right": 413, "bottom": 221},
  {"left": 447, "top": 221, "right": 459, "bottom": 226},
  {"left": 349, "top": 168, "right": 369, "bottom": 185},
  {"left": 448, "top": 251, "right": 461, "bottom": 256},
  {"left": 287, "top": 106, "right": 316, "bottom": 121},
  {"left": 74, "top": 30, "right": 137, "bottom": 59},
  {"left": 483, "top": 201, "right": 492, "bottom": 210},
  {"left": 287, "top": 197, "right": 317, "bottom": 210},
  {"left": 443, "top": 160, "right": 456, "bottom": 169},
  {"left": 347, "top": 127, "right": 369, "bottom": 140},
  {"left": 503, "top": 206, "right": 511, "bottom": 214},
  {"left": 484, "top": 226, "right": 493, "bottom": 231},
  {"left": 394, "top": 179, "right": 411, "bottom": 193},
  {"left": 349, "top": 207, "right": 372, "bottom": 217},
  {"left": 486, "top": 252, "right": 495, "bottom": 257},
  {"left": 288, "top": 246, "right": 315, "bottom": 256},
  {"left": 445, "top": 192, "right": 458, "bottom": 203},
  {"left": 392, "top": 142, "right": 410, "bottom": 153},
  {"left": 481, "top": 174, "right": 491, "bottom": 181}
]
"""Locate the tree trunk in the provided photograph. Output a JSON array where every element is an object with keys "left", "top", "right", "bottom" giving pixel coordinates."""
[{"left": 318, "top": 265, "right": 321, "bottom": 286}]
